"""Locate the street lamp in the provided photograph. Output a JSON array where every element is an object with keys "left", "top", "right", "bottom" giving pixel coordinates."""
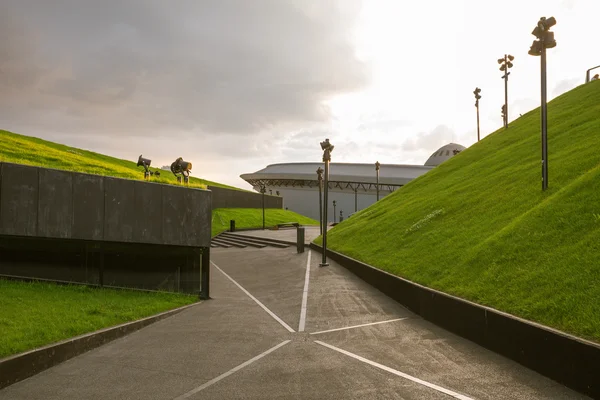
[
  {"left": 375, "top": 161, "right": 381, "bottom": 201},
  {"left": 498, "top": 54, "right": 514, "bottom": 129},
  {"left": 333, "top": 200, "right": 337, "bottom": 223},
  {"left": 529, "top": 16, "right": 557, "bottom": 191},
  {"left": 319, "top": 138, "right": 334, "bottom": 267},
  {"left": 260, "top": 185, "right": 266, "bottom": 230},
  {"left": 473, "top": 87, "right": 482, "bottom": 142},
  {"left": 316, "top": 167, "right": 324, "bottom": 235},
  {"left": 354, "top": 186, "right": 358, "bottom": 212}
]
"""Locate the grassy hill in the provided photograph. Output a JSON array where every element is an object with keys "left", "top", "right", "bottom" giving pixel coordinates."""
[
  {"left": 0, "top": 129, "right": 241, "bottom": 190},
  {"left": 212, "top": 208, "right": 318, "bottom": 237},
  {"left": 320, "top": 80, "right": 600, "bottom": 342}
]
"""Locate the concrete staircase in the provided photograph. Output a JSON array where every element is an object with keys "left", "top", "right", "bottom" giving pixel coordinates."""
[{"left": 211, "top": 232, "right": 291, "bottom": 249}]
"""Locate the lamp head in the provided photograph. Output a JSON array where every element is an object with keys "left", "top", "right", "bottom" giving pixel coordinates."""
[
  {"left": 137, "top": 155, "right": 152, "bottom": 168},
  {"left": 508, "top": 54, "right": 514, "bottom": 61},
  {"left": 375, "top": 161, "right": 380, "bottom": 170},
  {"left": 320, "top": 138, "right": 334, "bottom": 152}
]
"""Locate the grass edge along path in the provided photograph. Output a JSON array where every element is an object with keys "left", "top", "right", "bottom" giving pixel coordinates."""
[
  {"left": 0, "top": 280, "right": 197, "bottom": 359},
  {"left": 317, "top": 81, "right": 600, "bottom": 344},
  {"left": 211, "top": 208, "right": 318, "bottom": 237}
]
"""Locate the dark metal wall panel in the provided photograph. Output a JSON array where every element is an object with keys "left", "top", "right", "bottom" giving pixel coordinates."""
[
  {"left": 133, "top": 181, "right": 163, "bottom": 244},
  {"left": 0, "top": 163, "right": 39, "bottom": 236},
  {"left": 104, "top": 177, "right": 136, "bottom": 242},
  {"left": 208, "top": 185, "right": 282, "bottom": 209},
  {"left": 38, "top": 169, "right": 73, "bottom": 238},
  {"left": 72, "top": 173, "right": 105, "bottom": 240},
  {"left": 182, "top": 188, "right": 211, "bottom": 247}
]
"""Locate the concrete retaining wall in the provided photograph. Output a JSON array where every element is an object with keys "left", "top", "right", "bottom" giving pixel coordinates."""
[
  {"left": 0, "top": 162, "right": 211, "bottom": 247},
  {"left": 0, "top": 162, "right": 211, "bottom": 295},
  {"left": 310, "top": 243, "right": 600, "bottom": 399},
  {"left": 208, "top": 185, "right": 282, "bottom": 209}
]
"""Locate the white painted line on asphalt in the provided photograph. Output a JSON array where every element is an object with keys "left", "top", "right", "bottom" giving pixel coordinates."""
[
  {"left": 310, "top": 318, "right": 408, "bottom": 335},
  {"left": 314, "top": 341, "right": 475, "bottom": 400},
  {"left": 298, "top": 250, "right": 312, "bottom": 332},
  {"left": 211, "top": 261, "right": 295, "bottom": 333},
  {"left": 173, "top": 340, "right": 291, "bottom": 399}
]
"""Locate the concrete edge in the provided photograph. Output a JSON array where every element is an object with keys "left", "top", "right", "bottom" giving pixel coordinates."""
[
  {"left": 309, "top": 243, "right": 600, "bottom": 399},
  {"left": 0, "top": 301, "right": 200, "bottom": 390}
]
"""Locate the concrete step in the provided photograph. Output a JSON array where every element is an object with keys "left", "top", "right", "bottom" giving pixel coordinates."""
[
  {"left": 220, "top": 233, "right": 291, "bottom": 248},
  {"left": 210, "top": 239, "right": 234, "bottom": 248},
  {"left": 215, "top": 235, "right": 267, "bottom": 248},
  {"left": 212, "top": 237, "right": 246, "bottom": 248}
]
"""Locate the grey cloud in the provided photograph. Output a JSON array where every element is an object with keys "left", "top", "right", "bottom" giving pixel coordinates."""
[
  {"left": 401, "top": 125, "right": 455, "bottom": 152},
  {"left": 0, "top": 0, "right": 368, "bottom": 138},
  {"left": 552, "top": 78, "right": 581, "bottom": 98}
]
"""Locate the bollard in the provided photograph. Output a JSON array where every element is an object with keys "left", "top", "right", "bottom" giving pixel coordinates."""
[
  {"left": 230, "top": 220, "right": 235, "bottom": 232},
  {"left": 297, "top": 227, "right": 305, "bottom": 253}
]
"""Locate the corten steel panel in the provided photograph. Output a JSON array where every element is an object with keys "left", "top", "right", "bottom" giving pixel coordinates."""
[
  {"left": 0, "top": 163, "right": 39, "bottom": 236},
  {"left": 162, "top": 185, "right": 211, "bottom": 247},
  {"left": 208, "top": 185, "right": 282, "bottom": 209},
  {"left": 72, "top": 173, "right": 104, "bottom": 240},
  {"left": 104, "top": 177, "right": 136, "bottom": 242},
  {"left": 38, "top": 169, "right": 73, "bottom": 238},
  {"left": 133, "top": 181, "right": 163, "bottom": 244}
]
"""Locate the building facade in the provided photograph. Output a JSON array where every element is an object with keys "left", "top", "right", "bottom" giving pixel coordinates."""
[{"left": 240, "top": 143, "right": 465, "bottom": 222}]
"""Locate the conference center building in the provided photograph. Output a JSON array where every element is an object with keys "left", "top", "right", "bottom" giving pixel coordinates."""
[{"left": 240, "top": 143, "right": 466, "bottom": 222}]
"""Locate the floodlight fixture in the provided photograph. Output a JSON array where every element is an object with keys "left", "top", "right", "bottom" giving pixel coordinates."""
[
  {"left": 499, "top": 54, "right": 515, "bottom": 128},
  {"left": 529, "top": 16, "right": 557, "bottom": 191},
  {"left": 137, "top": 155, "right": 152, "bottom": 180},
  {"left": 474, "top": 87, "right": 482, "bottom": 141},
  {"left": 375, "top": 161, "right": 381, "bottom": 201},
  {"left": 170, "top": 157, "right": 193, "bottom": 185}
]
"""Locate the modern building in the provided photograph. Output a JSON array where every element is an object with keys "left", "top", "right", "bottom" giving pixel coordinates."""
[{"left": 240, "top": 143, "right": 465, "bottom": 222}]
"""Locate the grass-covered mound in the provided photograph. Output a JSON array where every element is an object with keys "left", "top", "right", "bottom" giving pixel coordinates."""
[
  {"left": 0, "top": 280, "right": 196, "bottom": 358},
  {"left": 0, "top": 129, "right": 242, "bottom": 190},
  {"left": 320, "top": 80, "right": 600, "bottom": 342},
  {"left": 212, "top": 208, "right": 318, "bottom": 236}
]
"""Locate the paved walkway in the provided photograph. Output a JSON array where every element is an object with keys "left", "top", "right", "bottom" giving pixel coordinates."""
[
  {"left": 233, "top": 225, "right": 325, "bottom": 244},
  {"left": 0, "top": 245, "right": 589, "bottom": 399}
]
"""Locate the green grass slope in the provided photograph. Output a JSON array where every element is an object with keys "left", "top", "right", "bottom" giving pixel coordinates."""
[
  {"left": 322, "top": 80, "right": 600, "bottom": 342},
  {"left": 0, "top": 129, "right": 243, "bottom": 190},
  {"left": 212, "top": 208, "right": 318, "bottom": 236}
]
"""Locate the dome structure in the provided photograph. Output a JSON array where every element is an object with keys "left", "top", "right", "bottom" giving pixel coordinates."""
[{"left": 424, "top": 143, "right": 466, "bottom": 167}]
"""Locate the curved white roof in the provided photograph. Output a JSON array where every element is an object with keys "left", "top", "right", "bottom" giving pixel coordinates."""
[
  {"left": 241, "top": 162, "right": 433, "bottom": 186},
  {"left": 424, "top": 143, "right": 466, "bottom": 166}
]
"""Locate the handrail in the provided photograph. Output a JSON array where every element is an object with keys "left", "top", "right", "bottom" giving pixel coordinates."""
[{"left": 585, "top": 65, "right": 600, "bottom": 83}]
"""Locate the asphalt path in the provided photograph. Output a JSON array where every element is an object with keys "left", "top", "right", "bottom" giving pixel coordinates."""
[{"left": 0, "top": 245, "right": 589, "bottom": 399}]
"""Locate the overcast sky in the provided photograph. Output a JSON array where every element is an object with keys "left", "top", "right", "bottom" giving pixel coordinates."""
[{"left": 1, "top": 0, "right": 597, "bottom": 189}]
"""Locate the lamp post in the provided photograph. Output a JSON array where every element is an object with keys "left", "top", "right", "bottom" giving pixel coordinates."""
[
  {"left": 333, "top": 200, "right": 337, "bottom": 223},
  {"left": 317, "top": 167, "right": 324, "bottom": 235},
  {"left": 354, "top": 187, "right": 358, "bottom": 212},
  {"left": 319, "top": 138, "right": 334, "bottom": 267},
  {"left": 473, "top": 87, "right": 482, "bottom": 142},
  {"left": 498, "top": 55, "right": 514, "bottom": 128},
  {"left": 375, "top": 161, "right": 381, "bottom": 201},
  {"left": 260, "top": 185, "right": 266, "bottom": 229},
  {"left": 529, "top": 16, "right": 557, "bottom": 191}
]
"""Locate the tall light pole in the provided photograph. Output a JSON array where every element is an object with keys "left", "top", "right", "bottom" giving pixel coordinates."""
[
  {"left": 474, "top": 87, "right": 482, "bottom": 142},
  {"left": 260, "top": 185, "right": 266, "bottom": 230},
  {"left": 375, "top": 161, "right": 381, "bottom": 201},
  {"left": 317, "top": 167, "right": 323, "bottom": 235},
  {"left": 319, "top": 138, "right": 334, "bottom": 267},
  {"left": 498, "top": 54, "right": 514, "bottom": 128},
  {"left": 529, "top": 16, "right": 557, "bottom": 191},
  {"left": 354, "top": 187, "right": 358, "bottom": 212},
  {"left": 333, "top": 200, "right": 337, "bottom": 223}
]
